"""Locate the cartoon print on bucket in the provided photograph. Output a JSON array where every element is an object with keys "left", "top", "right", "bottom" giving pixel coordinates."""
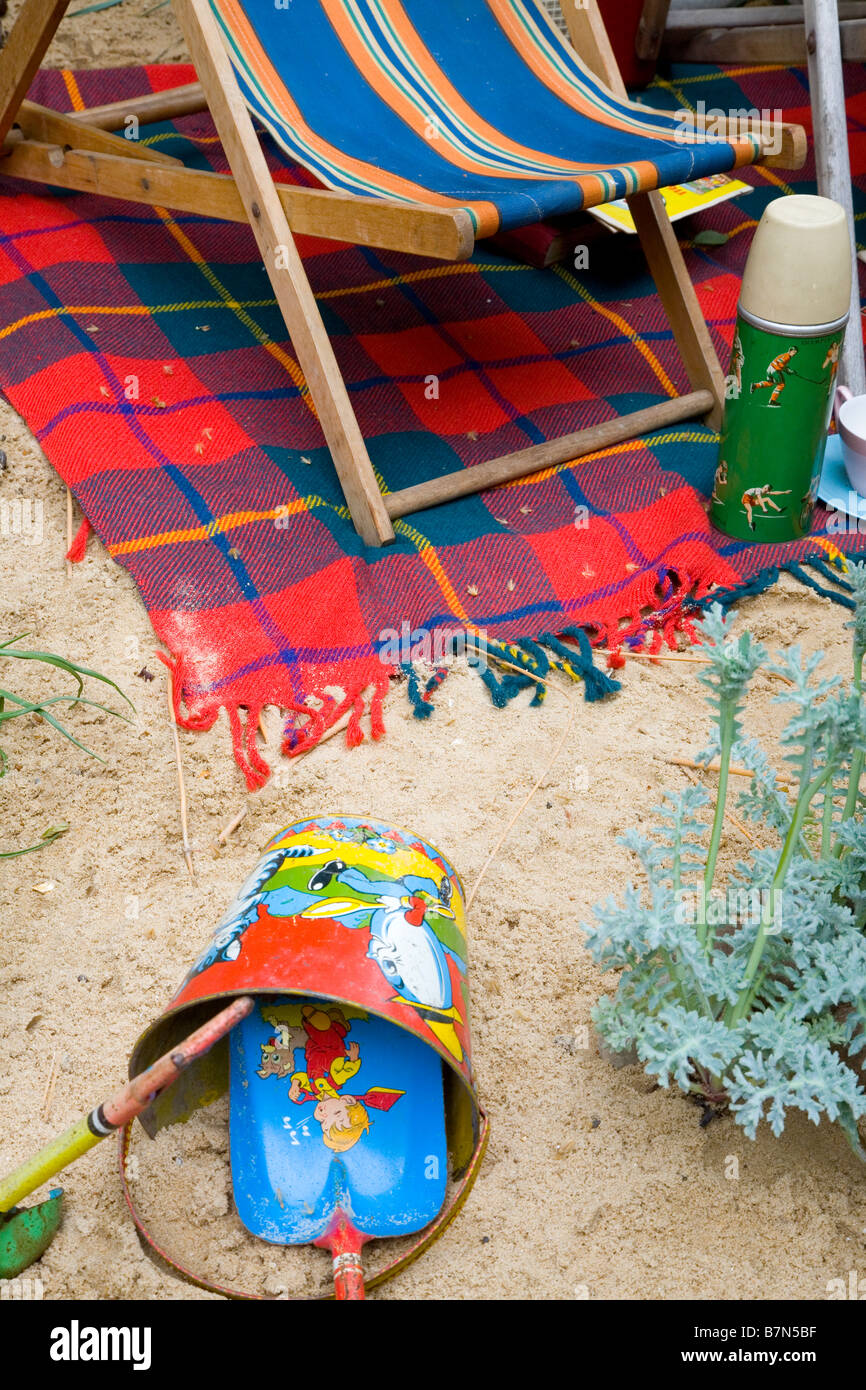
[
  {"left": 256, "top": 1002, "right": 405, "bottom": 1154},
  {"left": 179, "top": 817, "right": 470, "bottom": 1064}
]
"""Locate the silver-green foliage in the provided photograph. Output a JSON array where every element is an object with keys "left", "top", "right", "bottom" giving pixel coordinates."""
[{"left": 585, "top": 571, "right": 866, "bottom": 1155}]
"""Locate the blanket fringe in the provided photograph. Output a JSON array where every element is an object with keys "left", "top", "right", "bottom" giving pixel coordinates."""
[
  {"left": 401, "top": 627, "right": 620, "bottom": 720},
  {"left": 156, "top": 550, "right": 862, "bottom": 791},
  {"left": 65, "top": 515, "right": 91, "bottom": 563},
  {"left": 690, "top": 550, "right": 858, "bottom": 620}
]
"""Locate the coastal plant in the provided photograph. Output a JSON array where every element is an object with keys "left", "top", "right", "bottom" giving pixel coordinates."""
[
  {"left": 584, "top": 568, "right": 866, "bottom": 1155},
  {"left": 1, "top": 634, "right": 132, "bottom": 857}
]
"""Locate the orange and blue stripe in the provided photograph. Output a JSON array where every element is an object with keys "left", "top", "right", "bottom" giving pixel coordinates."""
[{"left": 211, "top": 0, "right": 762, "bottom": 237}]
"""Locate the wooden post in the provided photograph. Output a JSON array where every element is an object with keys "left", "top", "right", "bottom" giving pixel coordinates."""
[{"left": 804, "top": 0, "right": 866, "bottom": 395}]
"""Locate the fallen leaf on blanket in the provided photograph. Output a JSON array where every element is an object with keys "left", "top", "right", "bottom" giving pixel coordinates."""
[{"left": 693, "top": 229, "right": 729, "bottom": 247}]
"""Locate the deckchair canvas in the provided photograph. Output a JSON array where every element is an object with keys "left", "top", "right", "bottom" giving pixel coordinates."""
[{"left": 0, "top": 0, "right": 806, "bottom": 545}]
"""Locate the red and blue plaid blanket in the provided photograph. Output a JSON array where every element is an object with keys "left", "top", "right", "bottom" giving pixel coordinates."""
[{"left": 1, "top": 61, "right": 865, "bottom": 788}]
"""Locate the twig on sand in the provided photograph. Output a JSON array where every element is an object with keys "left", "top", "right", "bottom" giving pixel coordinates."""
[
  {"left": 218, "top": 804, "right": 248, "bottom": 845},
  {"left": 278, "top": 708, "right": 353, "bottom": 762},
  {"left": 65, "top": 489, "right": 73, "bottom": 580},
  {"left": 315, "top": 709, "right": 352, "bottom": 749},
  {"left": 677, "top": 765, "right": 759, "bottom": 845},
  {"left": 41, "top": 1050, "right": 59, "bottom": 1121},
  {"left": 167, "top": 680, "right": 196, "bottom": 883},
  {"left": 614, "top": 649, "right": 708, "bottom": 666},
  {"left": 218, "top": 708, "right": 356, "bottom": 841},
  {"left": 612, "top": 648, "right": 794, "bottom": 685},
  {"left": 670, "top": 756, "right": 794, "bottom": 786}
]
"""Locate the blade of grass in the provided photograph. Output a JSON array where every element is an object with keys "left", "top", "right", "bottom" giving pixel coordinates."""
[
  {"left": 69, "top": 0, "right": 125, "bottom": 14},
  {"left": 0, "top": 823, "right": 70, "bottom": 859},
  {"left": 0, "top": 691, "right": 133, "bottom": 724},
  {"left": 2, "top": 641, "right": 133, "bottom": 708}
]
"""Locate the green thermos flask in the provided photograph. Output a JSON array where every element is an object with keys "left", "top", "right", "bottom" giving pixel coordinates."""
[{"left": 710, "top": 195, "right": 852, "bottom": 541}]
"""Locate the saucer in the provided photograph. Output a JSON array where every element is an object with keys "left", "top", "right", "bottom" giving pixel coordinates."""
[{"left": 817, "top": 432, "right": 866, "bottom": 519}]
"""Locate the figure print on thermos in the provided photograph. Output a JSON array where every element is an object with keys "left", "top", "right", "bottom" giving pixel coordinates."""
[{"left": 710, "top": 195, "right": 853, "bottom": 542}]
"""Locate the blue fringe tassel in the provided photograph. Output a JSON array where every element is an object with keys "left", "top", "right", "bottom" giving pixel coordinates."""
[
  {"left": 401, "top": 627, "right": 620, "bottom": 722},
  {"left": 399, "top": 550, "right": 861, "bottom": 725}
]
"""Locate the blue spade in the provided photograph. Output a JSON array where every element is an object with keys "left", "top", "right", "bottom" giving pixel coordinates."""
[{"left": 229, "top": 998, "right": 448, "bottom": 1297}]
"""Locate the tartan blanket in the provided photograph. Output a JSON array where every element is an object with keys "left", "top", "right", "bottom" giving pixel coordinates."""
[{"left": 1, "top": 61, "right": 864, "bottom": 789}]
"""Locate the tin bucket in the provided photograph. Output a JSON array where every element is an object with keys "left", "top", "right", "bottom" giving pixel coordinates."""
[{"left": 124, "top": 816, "right": 486, "bottom": 1298}]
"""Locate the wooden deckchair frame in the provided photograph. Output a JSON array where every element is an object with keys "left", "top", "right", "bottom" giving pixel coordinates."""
[{"left": 0, "top": 0, "right": 806, "bottom": 546}]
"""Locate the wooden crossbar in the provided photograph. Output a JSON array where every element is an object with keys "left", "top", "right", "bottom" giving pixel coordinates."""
[
  {"left": 1, "top": 138, "right": 476, "bottom": 262},
  {"left": 384, "top": 391, "right": 715, "bottom": 520}
]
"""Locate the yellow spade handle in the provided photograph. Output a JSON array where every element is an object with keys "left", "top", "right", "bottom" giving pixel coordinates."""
[
  {"left": 0, "top": 1117, "right": 97, "bottom": 1213},
  {"left": 0, "top": 995, "right": 254, "bottom": 1215}
]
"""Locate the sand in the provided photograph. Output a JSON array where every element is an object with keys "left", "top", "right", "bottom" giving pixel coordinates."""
[{"left": 1, "top": 0, "right": 865, "bottom": 1302}]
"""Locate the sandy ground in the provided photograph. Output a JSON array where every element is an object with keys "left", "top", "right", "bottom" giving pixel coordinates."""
[{"left": 1, "top": 0, "right": 866, "bottom": 1303}]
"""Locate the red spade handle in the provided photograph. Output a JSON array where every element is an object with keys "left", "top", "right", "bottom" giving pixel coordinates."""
[{"left": 321, "top": 1213, "right": 367, "bottom": 1300}]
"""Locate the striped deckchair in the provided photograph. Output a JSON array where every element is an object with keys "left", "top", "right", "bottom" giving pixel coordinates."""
[{"left": 0, "top": 0, "right": 805, "bottom": 545}]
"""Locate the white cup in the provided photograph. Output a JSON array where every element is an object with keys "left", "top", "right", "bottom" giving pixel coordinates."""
[{"left": 834, "top": 386, "right": 866, "bottom": 494}]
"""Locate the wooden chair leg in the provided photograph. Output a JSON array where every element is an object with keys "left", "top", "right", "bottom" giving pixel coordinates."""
[
  {"left": 628, "top": 191, "right": 726, "bottom": 429},
  {"left": 0, "top": 0, "right": 71, "bottom": 146},
  {"left": 567, "top": 0, "right": 725, "bottom": 430},
  {"left": 171, "top": 0, "right": 395, "bottom": 546}
]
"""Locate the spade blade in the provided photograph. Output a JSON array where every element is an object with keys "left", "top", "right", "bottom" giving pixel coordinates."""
[{"left": 0, "top": 1189, "right": 63, "bottom": 1279}]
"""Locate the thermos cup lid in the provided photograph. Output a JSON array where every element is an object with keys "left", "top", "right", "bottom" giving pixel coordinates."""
[{"left": 739, "top": 195, "right": 852, "bottom": 328}]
